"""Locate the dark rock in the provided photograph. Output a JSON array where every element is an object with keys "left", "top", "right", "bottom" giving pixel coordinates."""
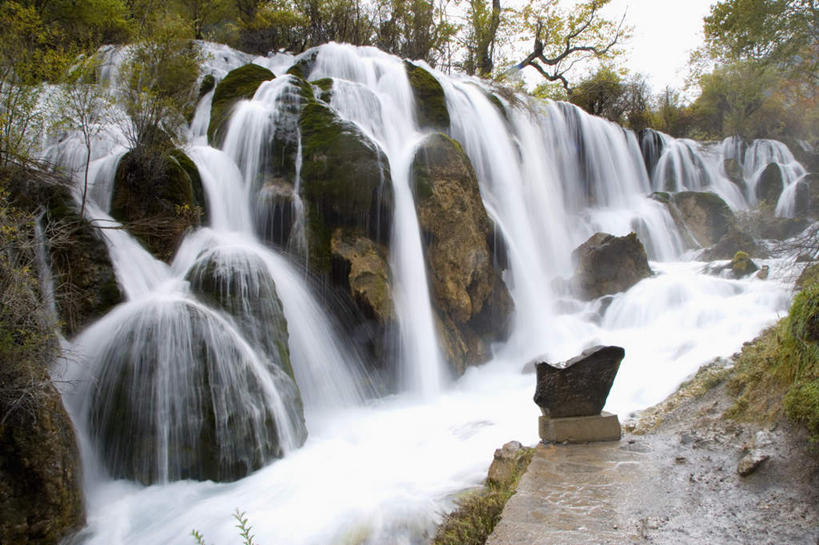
[
  {"left": 0, "top": 382, "right": 85, "bottom": 545},
  {"left": 299, "top": 102, "right": 393, "bottom": 274},
  {"left": 756, "top": 163, "right": 783, "bottom": 205},
  {"left": 533, "top": 345, "right": 625, "bottom": 418},
  {"left": 638, "top": 128, "right": 665, "bottom": 178},
  {"left": 198, "top": 73, "right": 216, "bottom": 99},
  {"left": 186, "top": 248, "right": 295, "bottom": 381},
  {"left": 286, "top": 48, "right": 319, "bottom": 80},
  {"left": 670, "top": 191, "right": 735, "bottom": 247},
  {"left": 723, "top": 158, "right": 745, "bottom": 190},
  {"left": 701, "top": 227, "right": 764, "bottom": 260},
  {"left": 111, "top": 148, "right": 207, "bottom": 262},
  {"left": 404, "top": 61, "right": 450, "bottom": 132},
  {"left": 88, "top": 299, "right": 307, "bottom": 485},
  {"left": 411, "top": 133, "right": 512, "bottom": 373},
  {"left": 570, "top": 232, "right": 652, "bottom": 300},
  {"left": 5, "top": 171, "right": 123, "bottom": 335},
  {"left": 208, "top": 63, "right": 275, "bottom": 145}
]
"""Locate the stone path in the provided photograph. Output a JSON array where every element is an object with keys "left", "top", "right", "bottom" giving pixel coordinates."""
[{"left": 486, "top": 440, "right": 661, "bottom": 545}]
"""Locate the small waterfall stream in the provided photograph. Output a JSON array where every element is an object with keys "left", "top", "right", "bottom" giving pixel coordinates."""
[{"left": 39, "top": 41, "right": 808, "bottom": 545}]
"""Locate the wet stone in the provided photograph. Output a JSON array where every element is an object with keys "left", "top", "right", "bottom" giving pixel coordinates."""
[{"left": 533, "top": 345, "right": 625, "bottom": 418}]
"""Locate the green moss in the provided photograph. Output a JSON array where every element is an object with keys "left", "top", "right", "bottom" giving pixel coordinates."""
[
  {"left": 199, "top": 74, "right": 215, "bottom": 98},
  {"left": 311, "top": 77, "right": 333, "bottom": 102},
  {"left": 432, "top": 448, "right": 533, "bottom": 545},
  {"left": 404, "top": 60, "right": 450, "bottom": 132},
  {"left": 299, "top": 102, "right": 392, "bottom": 273},
  {"left": 730, "top": 250, "right": 758, "bottom": 277},
  {"left": 208, "top": 63, "right": 275, "bottom": 144},
  {"left": 111, "top": 148, "right": 206, "bottom": 262},
  {"left": 649, "top": 191, "right": 671, "bottom": 204},
  {"left": 796, "top": 263, "right": 819, "bottom": 290},
  {"left": 725, "top": 282, "right": 819, "bottom": 442},
  {"left": 286, "top": 50, "right": 319, "bottom": 80}
]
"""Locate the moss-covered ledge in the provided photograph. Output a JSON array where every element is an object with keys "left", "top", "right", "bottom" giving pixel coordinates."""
[
  {"left": 208, "top": 63, "right": 275, "bottom": 145},
  {"left": 404, "top": 60, "right": 450, "bottom": 133}
]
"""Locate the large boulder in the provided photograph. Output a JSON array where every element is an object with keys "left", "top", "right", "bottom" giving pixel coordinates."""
[
  {"left": 570, "top": 232, "right": 652, "bottom": 300},
  {"left": 533, "top": 345, "right": 625, "bottom": 418},
  {"left": 0, "top": 381, "right": 84, "bottom": 545},
  {"left": 186, "top": 248, "right": 296, "bottom": 381},
  {"left": 411, "top": 133, "right": 512, "bottom": 373},
  {"left": 670, "top": 191, "right": 735, "bottom": 247},
  {"left": 208, "top": 63, "right": 275, "bottom": 145},
  {"left": 111, "top": 148, "right": 207, "bottom": 262},
  {"left": 404, "top": 61, "right": 450, "bottom": 132},
  {"left": 299, "top": 102, "right": 393, "bottom": 274},
  {"left": 87, "top": 298, "right": 307, "bottom": 485}
]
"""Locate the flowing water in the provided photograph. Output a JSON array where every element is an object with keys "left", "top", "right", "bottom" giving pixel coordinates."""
[{"left": 42, "top": 42, "right": 807, "bottom": 545}]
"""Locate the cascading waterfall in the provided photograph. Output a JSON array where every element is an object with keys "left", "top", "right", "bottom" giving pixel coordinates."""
[
  {"left": 307, "top": 44, "right": 447, "bottom": 395},
  {"left": 38, "top": 41, "right": 810, "bottom": 545}
]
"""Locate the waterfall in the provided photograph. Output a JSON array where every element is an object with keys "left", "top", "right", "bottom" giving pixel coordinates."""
[{"left": 37, "top": 41, "right": 808, "bottom": 545}]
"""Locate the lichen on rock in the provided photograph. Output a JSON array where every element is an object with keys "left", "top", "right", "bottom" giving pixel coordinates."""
[{"left": 411, "top": 132, "right": 512, "bottom": 373}]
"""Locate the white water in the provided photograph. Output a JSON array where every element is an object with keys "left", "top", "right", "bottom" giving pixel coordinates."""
[{"left": 40, "top": 42, "right": 808, "bottom": 545}]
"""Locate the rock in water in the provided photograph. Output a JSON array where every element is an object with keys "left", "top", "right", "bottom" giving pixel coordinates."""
[
  {"left": 570, "top": 232, "right": 652, "bottom": 300},
  {"left": 533, "top": 346, "right": 625, "bottom": 418}
]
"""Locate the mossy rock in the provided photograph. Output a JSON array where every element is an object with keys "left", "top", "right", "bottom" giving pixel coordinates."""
[
  {"left": 404, "top": 61, "right": 450, "bottom": 132},
  {"left": 3, "top": 169, "right": 122, "bottom": 336},
  {"left": 411, "top": 132, "right": 512, "bottom": 373},
  {"left": 796, "top": 263, "right": 819, "bottom": 291},
  {"left": 186, "top": 248, "right": 295, "bottom": 381},
  {"left": 286, "top": 49, "right": 320, "bottom": 80},
  {"left": 755, "top": 163, "right": 783, "bottom": 206},
  {"left": 208, "top": 63, "right": 275, "bottom": 145},
  {"left": 311, "top": 77, "right": 333, "bottom": 103},
  {"left": 111, "top": 148, "right": 208, "bottom": 262},
  {"left": 730, "top": 251, "right": 759, "bottom": 278},
  {"left": 198, "top": 73, "right": 216, "bottom": 99},
  {"left": 87, "top": 299, "right": 307, "bottom": 485},
  {"left": 723, "top": 158, "right": 745, "bottom": 190},
  {"left": 299, "top": 102, "right": 393, "bottom": 274},
  {"left": 670, "top": 191, "right": 735, "bottom": 247}
]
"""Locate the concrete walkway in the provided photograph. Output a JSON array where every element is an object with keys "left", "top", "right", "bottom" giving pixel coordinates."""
[{"left": 486, "top": 440, "right": 660, "bottom": 545}]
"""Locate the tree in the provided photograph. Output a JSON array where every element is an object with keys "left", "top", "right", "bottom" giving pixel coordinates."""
[
  {"left": 173, "top": 0, "right": 234, "bottom": 40},
  {"left": 0, "top": 2, "right": 69, "bottom": 167},
  {"left": 374, "top": 0, "right": 458, "bottom": 66},
  {"left": 117, "top": 15, "right": 201, "bottom": 153},
  {"left": 461, "top": 0, "right": 502, "bottom": 76},
  {"left": 513, "top": 0, "right": 628, "bottom": 93},
  {"left": 56, "top": 59, "right": 114, "bottom": 216}
]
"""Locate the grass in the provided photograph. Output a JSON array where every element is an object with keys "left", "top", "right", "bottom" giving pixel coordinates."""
[
  {"left": 726, "top": 277, "right": 819, "bottom": 443},
  {"left": 431, "top": 447, "right": 534, "bottom": 545}
]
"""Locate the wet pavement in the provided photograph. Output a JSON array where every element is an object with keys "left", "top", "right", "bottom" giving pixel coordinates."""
[{"left": 486, "top": 394, "right": 819, "bottom": 545}]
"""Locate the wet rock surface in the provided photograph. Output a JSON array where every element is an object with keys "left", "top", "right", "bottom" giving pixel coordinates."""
[
  {"left": 489, "top": 376, "right": 819, "bottom": 545},
  {"left": 533, "top": 346, "right": 624, "bottom": 418},
  {"left": 570, "top": 233, "right": 652, "bottom": 300}
]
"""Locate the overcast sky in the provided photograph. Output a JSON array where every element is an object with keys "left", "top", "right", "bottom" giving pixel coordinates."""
[{"left": 600, "top": 0, "right": 717, "bottom": 91}]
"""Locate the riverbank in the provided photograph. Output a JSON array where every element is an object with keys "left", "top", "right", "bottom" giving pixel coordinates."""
[{"left": 480, "top": 355, "right": 819, "bottom": 545}]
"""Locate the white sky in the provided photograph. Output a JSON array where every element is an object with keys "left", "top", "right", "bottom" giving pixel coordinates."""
[
  {"left": 599, "top": 0, "right": 717, "bottom": 91},
  {"left": 502, "top": 0, "right": 717, "bottom": 95}
]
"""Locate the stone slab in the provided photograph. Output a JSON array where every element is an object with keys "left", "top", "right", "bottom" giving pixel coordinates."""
[{"left": 539, "top": 412, "right": 621, "bottom": 443}]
